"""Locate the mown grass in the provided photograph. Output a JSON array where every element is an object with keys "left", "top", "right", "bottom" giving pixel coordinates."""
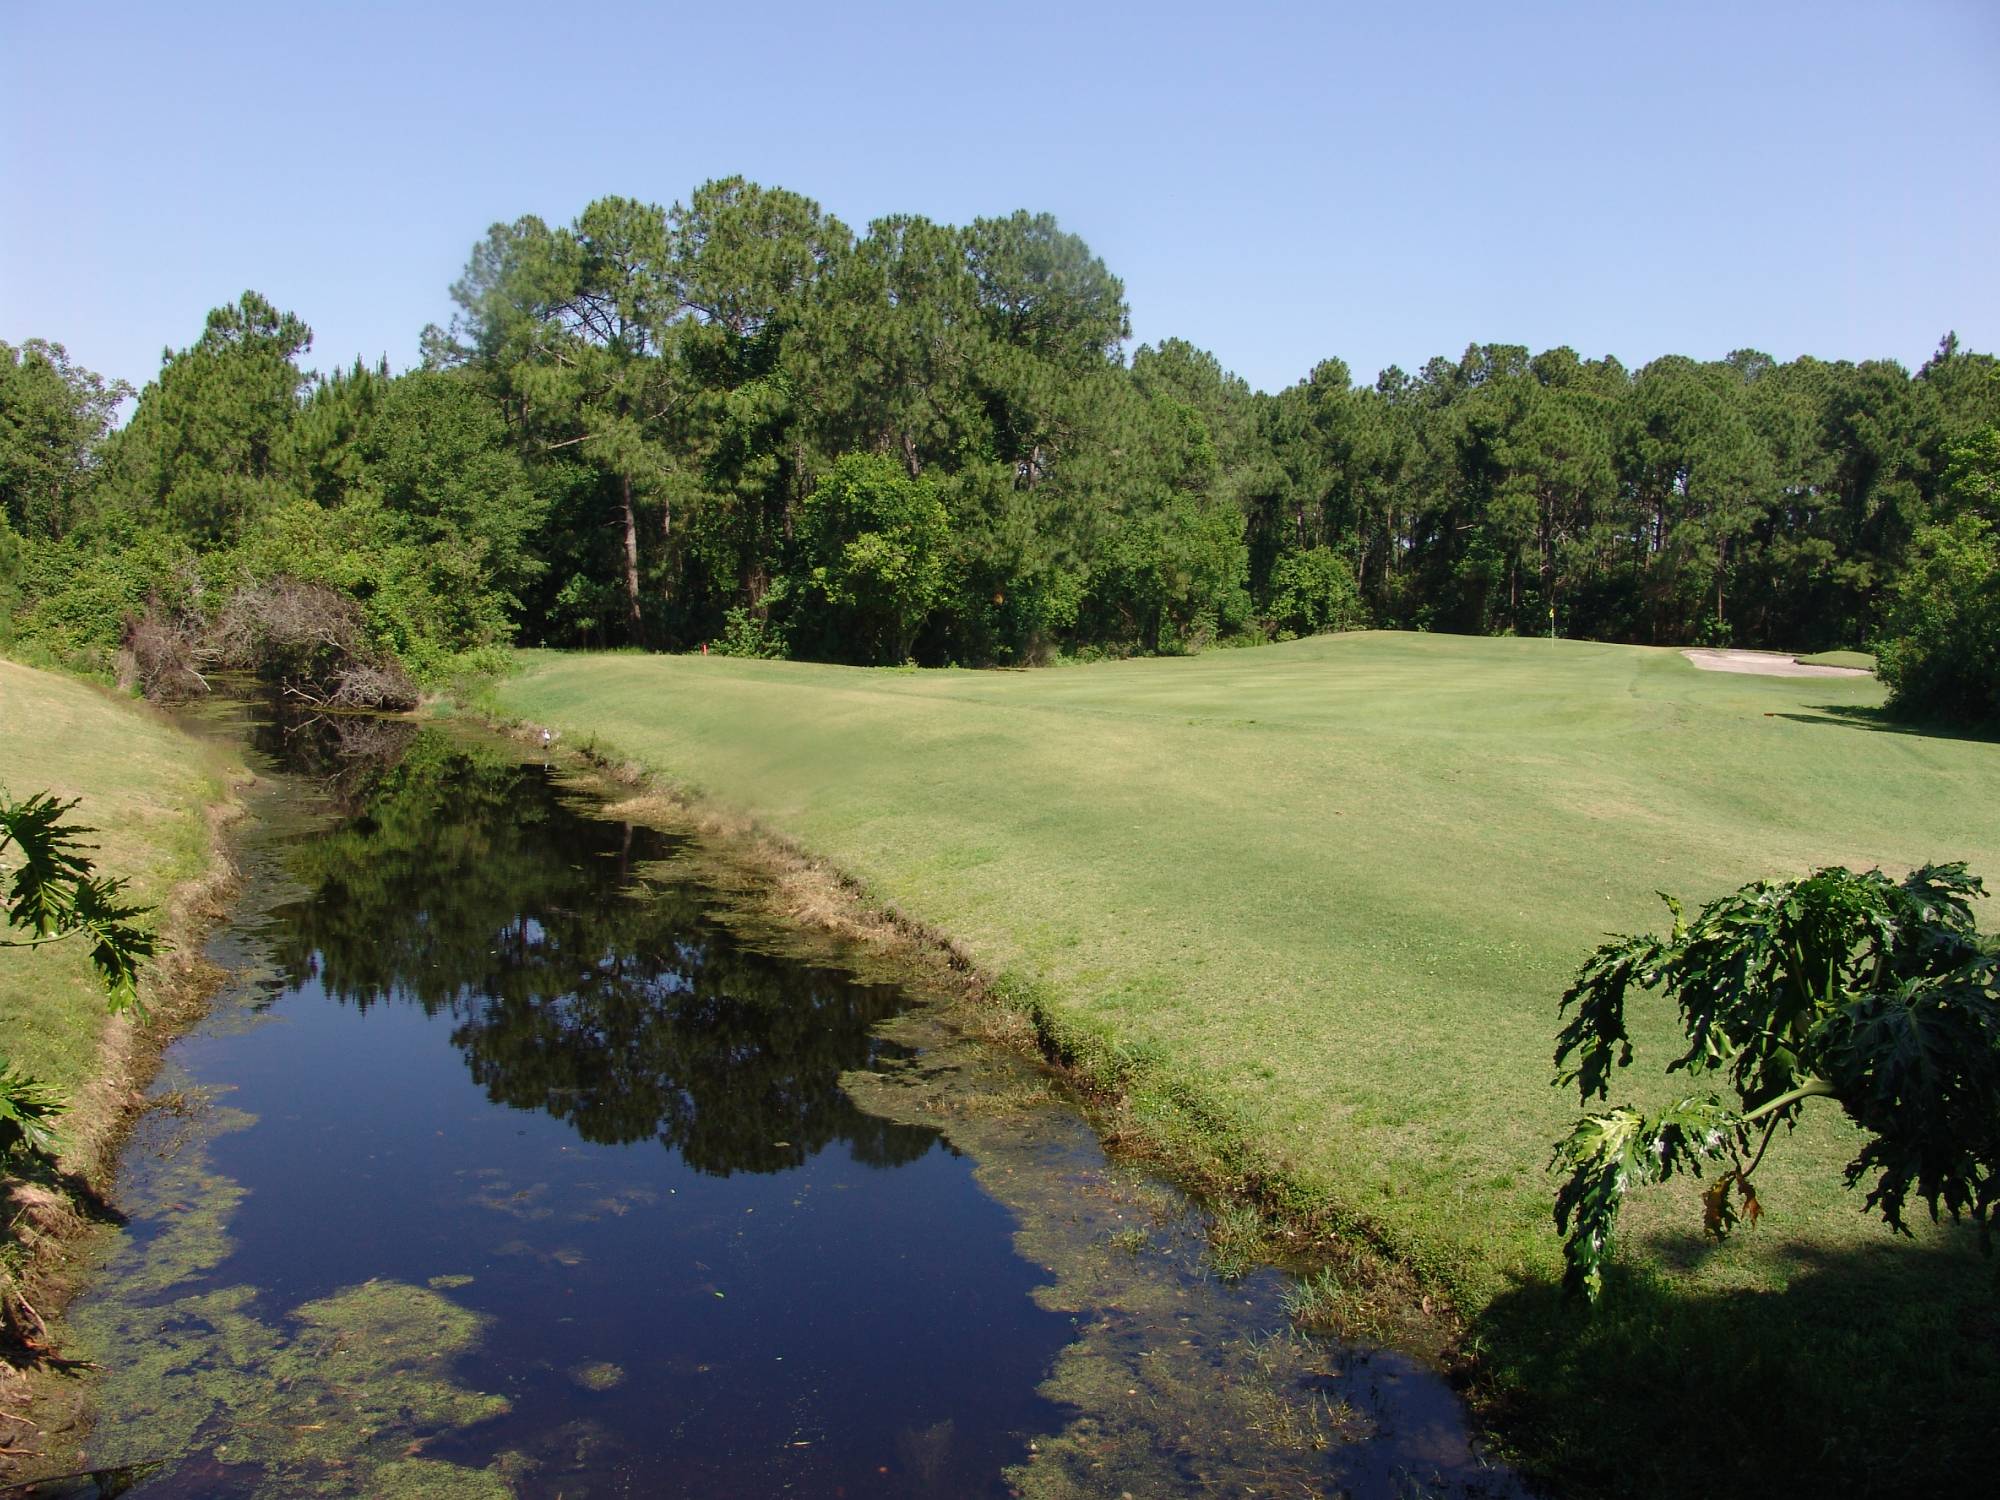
[
  {"left": 495, "top": 631, "right": 1997, "bottom": 1492},
  {"left": 0, "top": 659, "right": 225, "bottom": 1113},
  {"left": 1794, "top": 648, "right": 1877, "bottom": 670}
]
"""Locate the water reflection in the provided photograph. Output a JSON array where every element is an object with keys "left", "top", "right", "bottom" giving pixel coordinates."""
[
  {"left": 244, "top": 702, "right": 419, "bottom": 811},
  {"left": 258, "top": 734, "right": 936, "bottom": 1176}
]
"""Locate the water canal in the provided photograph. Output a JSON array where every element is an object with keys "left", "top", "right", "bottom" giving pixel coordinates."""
[{"left": 33, "top": 701, "right": 1520, "bottom": 1498}]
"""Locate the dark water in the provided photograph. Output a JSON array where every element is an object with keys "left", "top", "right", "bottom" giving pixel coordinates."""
[{"left": 48, "top": 704, "right": 1522, "bottom": 1499}]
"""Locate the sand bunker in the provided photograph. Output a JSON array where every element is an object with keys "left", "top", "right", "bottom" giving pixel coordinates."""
[{"left": 1681, "top": 649, "right": 1871, "bottom": 678}]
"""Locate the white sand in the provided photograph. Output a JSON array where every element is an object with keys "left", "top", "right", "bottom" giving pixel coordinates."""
[{"left": 1680, "top": 649, "right": 1871, "bottom": 678}]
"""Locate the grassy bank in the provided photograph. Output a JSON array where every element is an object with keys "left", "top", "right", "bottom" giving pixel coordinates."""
[
  {"left": 1, "top": 660, "right": 238, "bottom": 1392},
  {"left": 491, "top": 631, "right": 2000, "bottom": 1494}
]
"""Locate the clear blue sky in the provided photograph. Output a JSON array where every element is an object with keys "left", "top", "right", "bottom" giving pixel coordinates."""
[{"left": 5, "top": 1, "right": 1995, "bottom": 398}]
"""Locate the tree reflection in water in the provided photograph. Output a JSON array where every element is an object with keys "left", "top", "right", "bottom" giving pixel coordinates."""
[
  {"left": 247, "top": 703, "right": 421, "bottom": 812},
  {"left": 263, "top": 729, "right": 936, "bottom": 1176}
]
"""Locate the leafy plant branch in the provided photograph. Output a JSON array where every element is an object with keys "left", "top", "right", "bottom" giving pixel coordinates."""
[
  {"left": 1550, "top": 862, "right": 1998, "bottom": 1301},
  {"left": 2, "top": 791, "right": 157, "bottom": 1012},
  {"left": 1, "top": 788, "right": 162, "bottom": 1165}
]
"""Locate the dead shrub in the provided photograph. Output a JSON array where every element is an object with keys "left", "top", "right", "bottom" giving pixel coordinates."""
[
  {"left": 120, "top": 596, "right": 209, "bottom": 702},
  {"left": 326, "top": 660, "right": 418, "bottom": 712},
  {"left": 206, "top": 578, "right": 417, "bottom": 710}
]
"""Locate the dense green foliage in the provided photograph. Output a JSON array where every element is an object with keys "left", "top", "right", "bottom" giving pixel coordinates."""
[
  {"left": 3, "top": 180, "right": 1997, "bottom": 694},
  {"left": 1552, "top": 864, "right": 1998, "bottom": 1301},
  {"left": 792, "top": 453, "right": 951, "bottom": 662},
  {"left": 2, "top": 302, "right": 546, "bottom": 689},
  {"left": 0, "top": 340, "right": 129, "bottom": 544},
  {"left": 1875, "top": 426, "right": 2000, "bottom": 724}
]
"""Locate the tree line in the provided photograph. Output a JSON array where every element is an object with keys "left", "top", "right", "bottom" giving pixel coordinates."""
[{"left": 2, "top": 177, "right": 1996, "bottom": 716}]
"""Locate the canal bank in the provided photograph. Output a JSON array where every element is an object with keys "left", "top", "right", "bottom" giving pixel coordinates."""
[{"left": 1, "top": 661, "right": 249, "bottom": 1474}]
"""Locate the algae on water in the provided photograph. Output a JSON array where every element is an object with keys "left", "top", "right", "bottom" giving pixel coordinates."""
[
  {"left": 63, "top": 1111, "right": 512, "bottom": 1496},
  {"left": 367, "top": 1458, "right": 515, "bottom": 1499},
  {"left": 88, "top": 1100, "right": 256, "bottom": 1301},
  {"left": 840, "top": 1012, "right": 1377, "bottom": 1499},
  {"left": 74, "top": 1271, "right": 511, "bottom": 1495},
  {"left": 568, "top": 1360, "right": 626, "bottom": 1392}
]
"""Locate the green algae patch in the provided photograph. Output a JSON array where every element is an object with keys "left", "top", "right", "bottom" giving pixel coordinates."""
[
  {"left": 49, "top": 1086, "right": 509, "bottom": 1494},
  {"left": 429, "top": 1273, "right": 476, "bottom": 1290},
  {"left": 370, "top": 1457, "right": 516, "bottom": 1499},
  {"left": 1017, "top": 1327, "right": 1368, "bottom": 1497},
  {"left": 74, "top": 1277, "right": 509, "bottom": 1494},
  {"left": 568, "top": 1360, "right": 626, "bottom": 1392},
  {"left": 293, "top": 1276, "right": 496, "bottom": 1387},
  {"left": 839, "top": 1010, "right": 1383, "bottom": 1498},
  {"left": 87, "top": 1101, "right": 257, "bottom": 1302}
]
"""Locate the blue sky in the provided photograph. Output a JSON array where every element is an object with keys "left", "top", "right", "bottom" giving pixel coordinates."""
[{"left": 5, "top": 1, "right": 1995, "bottom": 398}]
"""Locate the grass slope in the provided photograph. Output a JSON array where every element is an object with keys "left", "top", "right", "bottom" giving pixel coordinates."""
[
  {"left": 0, "top": 660, "right": 225, "bottom": 1116},
  {"left": 493, "top": 632, "right": 1999, "bottom": 1491}
]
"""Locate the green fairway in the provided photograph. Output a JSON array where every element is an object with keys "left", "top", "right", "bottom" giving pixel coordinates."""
[{"left": 494, "top": 630, "right": 2000, "bottom": 1489}]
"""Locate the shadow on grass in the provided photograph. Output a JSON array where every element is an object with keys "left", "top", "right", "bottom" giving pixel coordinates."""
[
  {"left": 5, "top": 1153, "right": 131, "bottom": 1232},
  {"left": 1771, "top": 703, "right": 2000, "bottom": 744},
  {"left": 3, "top": 1160, "right": 128, "bottom": 1376},
  {"left": 1470, "top": 1235, "right": 1997, "bottom": 1498}
]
